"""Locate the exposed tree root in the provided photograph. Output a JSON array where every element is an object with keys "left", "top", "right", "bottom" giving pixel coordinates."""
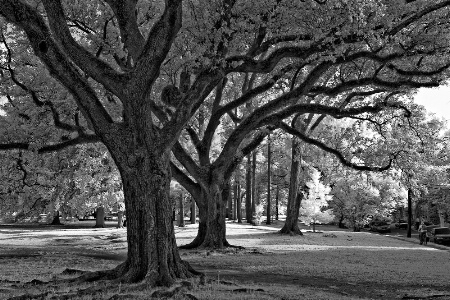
[
  {"left": 180, "top": 238, "right": 245, "bottom": 251},
  {"left": 179, "top": 237, "right": 203, "bottom": 249},
  {"left": 61, "top": 268, "right": 91, "bottom": 276},
  {"left": 27, "top": 279, "right": 47, "bottom": 285},
  {"left": 279, "top": 227, "right": 303, "bottom": 235},
  {"left": 225, "top": 243, "right": 245, "bottom": 250},
  {"left": 8, "top": 277, "right": 203, "bottom": 300}
]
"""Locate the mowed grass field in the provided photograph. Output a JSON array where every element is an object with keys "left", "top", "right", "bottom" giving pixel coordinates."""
[{"left": 0, "top": 221, "right": 449, "bottom": 299}]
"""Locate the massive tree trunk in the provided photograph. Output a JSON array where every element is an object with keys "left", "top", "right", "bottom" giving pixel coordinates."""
[
  {"left": 280, "top": 137, "right": 303, "bottom": 235},
  {"left": 112, "top": 151, "right": 195, "bottom": 285},
  {"left": 179, "top": 183, "right": 231, "bottom": 249},
  {"left": 201, "top": 183, "right": 230, "bottom": 248}
]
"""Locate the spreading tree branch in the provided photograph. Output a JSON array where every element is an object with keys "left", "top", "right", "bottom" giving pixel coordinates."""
[
  {"left": 278, "top": 122, "right": 399, "bottom": 172},
  {"left": 0, "top": 134, "right": 100, "bottom": 154},
  {"left": 0, "top": 0, "right": 115, "bottom": 135},
  {"left": 41, "top": 0, "right": 126, "bottom": 98},
  {"left": 1, "top": 36, "right": 86, "bottom": 133},
  {"left": 103, "top": 0, "right": 145, "bottom": 61},
  {"left": 128, "top": 0, "right": 183, "bottom": 100},
  {"left": 170, "top": 162, "right": 201, "bottom": 200},
  {"left": 172, "top": 142, "right": 205, "bottom": 184}
]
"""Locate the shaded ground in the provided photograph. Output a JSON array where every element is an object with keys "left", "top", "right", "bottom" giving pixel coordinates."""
[{"left": 0, "top": 221, "right": 450, "bottom": 299}]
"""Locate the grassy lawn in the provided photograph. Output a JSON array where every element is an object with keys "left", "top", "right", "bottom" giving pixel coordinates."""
[{"left": 0, "top": 221, "right": 449, "bottom": 299}]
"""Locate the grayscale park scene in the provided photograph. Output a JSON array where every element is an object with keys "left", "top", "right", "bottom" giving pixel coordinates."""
[{"left": 1, "top": 1, "right": 450, "bottom": 299}]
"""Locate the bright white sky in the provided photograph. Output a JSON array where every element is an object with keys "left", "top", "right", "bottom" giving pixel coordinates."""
[{"left": 414, "top": 85, "right": 450, "bottom": 122}]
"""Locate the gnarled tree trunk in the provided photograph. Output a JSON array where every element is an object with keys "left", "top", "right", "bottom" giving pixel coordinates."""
[
  {"left": 179, "top": 183, "right": 232, "bottom": 249},
  {"left": 111, "top": 149, "right": 195, "bottom": 285},
  {"left": 201, "top": 183, "right": 229, "bottom": 248}
]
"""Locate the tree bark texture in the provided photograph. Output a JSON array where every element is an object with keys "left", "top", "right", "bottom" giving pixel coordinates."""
[
  {"left": 113, "top": 152, "right": 194, "bottom": 285},
  {"left": 266, "top": 134, "right": 271, "bottom": 225},
  {"left": 201, "top": 183, "right": 230, "bottom": 248},
  {"left": 179, "top": 185, "right": 231, "bottom": 249},
  {"left": 280, "top": 138, "right": 303, "bottom": 235}
]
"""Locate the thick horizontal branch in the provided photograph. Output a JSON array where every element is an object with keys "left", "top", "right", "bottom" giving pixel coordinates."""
[
  {"left": 0, "top": 134, "right": 100, "bottom": 154},
  {"left": 226, "top": 45, "right": 318, "bottom": 74},
  {"left": 278, "top": 122, "right": 397, "bottom": 172},
  {"left": 388, "top": 0, "right": 450, "bottom": 36},
  {"left": 311, "top": 76, "right": 440, "bottom": 97},
  {"left": 387, "top": 62, "right": 450, "bottom": 77}
]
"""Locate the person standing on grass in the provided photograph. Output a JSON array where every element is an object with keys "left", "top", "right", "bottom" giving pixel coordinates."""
[{"left": 418, "top": 221, "right": 427, "bottom": 245}]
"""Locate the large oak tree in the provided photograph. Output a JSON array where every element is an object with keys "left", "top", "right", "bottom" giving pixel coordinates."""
[{"left": 2, "top": 0, "right": 450, "bottom": 286}]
